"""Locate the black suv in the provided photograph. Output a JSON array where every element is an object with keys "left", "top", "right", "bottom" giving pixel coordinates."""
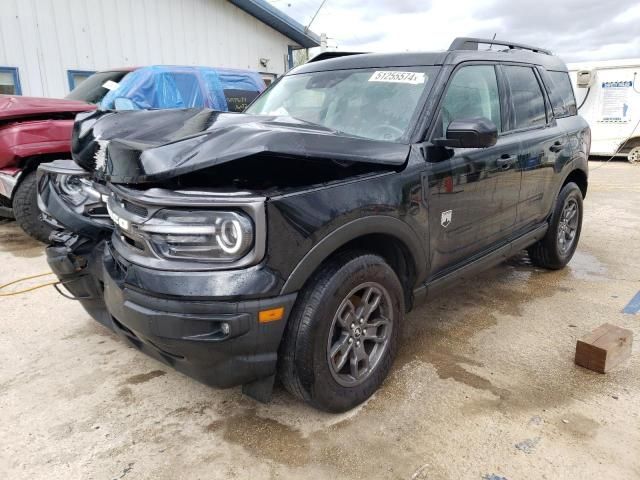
[{"left": 38, "top": 38, "right": 589, "bottom": 412}]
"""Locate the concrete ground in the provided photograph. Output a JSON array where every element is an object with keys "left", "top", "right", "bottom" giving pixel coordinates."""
[{"left": 1, "top": 160, "right": 639, "bottom": 480}]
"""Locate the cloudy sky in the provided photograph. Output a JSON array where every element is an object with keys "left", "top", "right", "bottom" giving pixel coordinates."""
[{"left": 268, "top": 0, "right": 640, "bottom": 62}]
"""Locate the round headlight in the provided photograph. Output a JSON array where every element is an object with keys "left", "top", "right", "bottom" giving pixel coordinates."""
[{"left": 216, "top": 219, "right": 243, "bottom": 254}]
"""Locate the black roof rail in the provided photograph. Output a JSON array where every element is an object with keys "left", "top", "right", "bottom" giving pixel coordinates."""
[
  {"left": 448, "top": 37, "right": 552, "bottom": 55},
  {"left": 307, "top": 51, "right": 367, "bottom": 63}
]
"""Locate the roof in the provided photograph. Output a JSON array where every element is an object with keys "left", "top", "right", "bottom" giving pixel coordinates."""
[
  {"left": 294, "top": 47, "right": 567, "bottom": 74},
  {"left": 227, "top": 0, "right": 320, "bottom": 48}
]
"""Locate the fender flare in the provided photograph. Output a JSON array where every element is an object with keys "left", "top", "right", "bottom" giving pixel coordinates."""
[{"left": 280, "top": 215, "right": 428, "bottom": 295}]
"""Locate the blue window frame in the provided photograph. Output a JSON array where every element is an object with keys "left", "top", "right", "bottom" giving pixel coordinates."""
[
  {"left": 0, "top": 67, "right": 21, "bottom": 95},
  {"left": 67, "top": 69, "right": 96, "bottom": 91}
]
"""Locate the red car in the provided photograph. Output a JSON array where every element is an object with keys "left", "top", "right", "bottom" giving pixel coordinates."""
[{"left": 0, "top": 69, "right": 131, "bottom": 241}]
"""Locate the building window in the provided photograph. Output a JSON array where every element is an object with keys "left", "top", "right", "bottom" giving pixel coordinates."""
[
  {"left": 0, "top": 67, "right": 21, "bottom": 95},
  {"left": 67, "top": 70, "right": 96, "bottom": 91}
]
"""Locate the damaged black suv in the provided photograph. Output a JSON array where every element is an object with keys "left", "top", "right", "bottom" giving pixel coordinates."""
[{"left": 38, "top": 38, "right": 589, "bottom": 412}]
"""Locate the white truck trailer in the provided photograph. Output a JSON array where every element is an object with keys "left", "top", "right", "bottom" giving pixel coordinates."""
[{"left": 568, "top": 59, "right": 640, "bottom": 163}]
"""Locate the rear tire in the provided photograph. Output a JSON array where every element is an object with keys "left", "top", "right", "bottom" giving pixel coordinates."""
[
  {"left": 628, "top": 146, "right": 640, "bottom": 164},
  {"left": 527, "top": 182, "right": 583, "bottom": 269},
  {"left": 278, "top": 251, "right": 404, "bottom": 412},
  {"left": 13, "top": 171, "right": 53, "bottom": 243}
]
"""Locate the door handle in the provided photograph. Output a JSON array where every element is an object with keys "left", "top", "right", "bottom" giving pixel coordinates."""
[
  {"left": 496, "top": 154, "right": 516, "bottom": 169},
  {"left": 549, "top": 140, "right": 565, "bottom": 153}
]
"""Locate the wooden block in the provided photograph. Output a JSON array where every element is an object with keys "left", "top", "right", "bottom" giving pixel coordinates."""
[{"left": 575, "top": 323, "right": 633, "bottom": 373}]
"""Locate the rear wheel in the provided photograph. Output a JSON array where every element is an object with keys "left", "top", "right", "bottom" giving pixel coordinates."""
[
  {"left": 528, "top": 182, "right": 583, "bottom": 269},
  {"left": 278, "top": 251, "right": 404, "bottom": 412},
  {"left": 628, "top": 146, "right": 640, "bottom": 164},
  {"left": 13, "top": 171, "right": 53, "bottom": 243}
]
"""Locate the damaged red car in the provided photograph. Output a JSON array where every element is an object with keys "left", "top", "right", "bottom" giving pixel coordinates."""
[{"left": 0, "top": 69, "right": 131, "bottom": 241}]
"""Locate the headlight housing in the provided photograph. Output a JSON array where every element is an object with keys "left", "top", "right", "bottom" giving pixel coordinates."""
[
  {"left": 139, "top": 209, "right": 254, "bottom": 262},
  {"left": 52, "top": 174, "right": 108, "bottom": 218}
]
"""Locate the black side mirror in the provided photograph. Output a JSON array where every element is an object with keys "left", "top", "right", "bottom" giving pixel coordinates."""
[{"left": 433, "top": 117, "right": 498, "bottom": 149}]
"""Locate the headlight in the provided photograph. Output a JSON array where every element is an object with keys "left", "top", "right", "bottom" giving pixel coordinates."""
[
  {"left": 52, "top": 174, "right": 108, "bottom": 220},
  {"left": 138, "top": 209, "right": 254, "bottom": 262},
  {"left": 54, "top": 174, "right": 96, "bottom": 206}
]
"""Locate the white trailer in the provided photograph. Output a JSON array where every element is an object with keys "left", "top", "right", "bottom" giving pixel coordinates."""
[{"left": 568, "top": 59, "right": 640, "bottom": 163}]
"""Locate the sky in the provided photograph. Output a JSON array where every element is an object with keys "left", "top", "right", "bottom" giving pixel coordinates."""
[{"left": 268, "top": 0, "right": 640, "bottom": 63}]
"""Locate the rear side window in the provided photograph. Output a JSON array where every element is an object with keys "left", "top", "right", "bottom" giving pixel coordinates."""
[
  {"left": 503, "top": 66, "right": 547, "bottom": 130},
  {"left": 546, "top": 71, "right": 577, "bottom": 117}
]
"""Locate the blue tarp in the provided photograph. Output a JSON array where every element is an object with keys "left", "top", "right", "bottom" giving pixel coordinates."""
[{"left": 100, "top": 65, "right": 266, "bottom": 111}]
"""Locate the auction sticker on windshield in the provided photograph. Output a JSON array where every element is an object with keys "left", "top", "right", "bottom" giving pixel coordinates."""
[{"left": 369, "top": 71, "right": 426, "bottom": 85}]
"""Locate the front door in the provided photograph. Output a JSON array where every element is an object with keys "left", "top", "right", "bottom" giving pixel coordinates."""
[{"left": 424, "top": 64, "right": 522, "bottom": 277}]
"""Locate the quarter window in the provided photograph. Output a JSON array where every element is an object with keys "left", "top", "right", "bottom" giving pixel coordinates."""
[
  {"left": 503, "top": 66, "right": 547, "bottom": 129},
  {"left": 0, "top": 67, "right": 21, "bottom": 95},
  {"left": 434, "top": 65, "right": 501, "bottom": 138},
  {"left": 546, "top": 71, "right": 577, "bottom": 117}
]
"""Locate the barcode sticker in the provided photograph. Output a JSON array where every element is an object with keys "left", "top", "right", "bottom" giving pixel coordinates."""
[{"left": 368, "top": 71, "right": 426, "bottom": 85}]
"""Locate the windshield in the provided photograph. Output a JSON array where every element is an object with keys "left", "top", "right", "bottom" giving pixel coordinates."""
[
  {"left": 65, "top": 71, "right": 130, "bottom": 103},
  {"left": 246, "top": 67, "right": 437, "bottom": 142}
]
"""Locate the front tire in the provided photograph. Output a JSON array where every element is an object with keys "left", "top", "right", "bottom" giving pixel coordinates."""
[
  {"left": 13, "top": 171, "right": 54, "bottom": 243},
  {"left": 528, "top": 182, "right": 583, "bottom": 269},
  {"left": 278, "top": 251, "right": 404, "bottom": 412}
]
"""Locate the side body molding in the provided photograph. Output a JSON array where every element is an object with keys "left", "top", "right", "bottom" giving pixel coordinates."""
[{"left": 280, "top": 215, "right": 428, "bottom": 295}]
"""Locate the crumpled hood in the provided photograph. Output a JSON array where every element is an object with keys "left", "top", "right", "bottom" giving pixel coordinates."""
[
  {"left": 0, "top": 95, "right": 94, "bottom": 121},
  {"left": 71, "top": 109, "right": 411, "bottom": 184}
]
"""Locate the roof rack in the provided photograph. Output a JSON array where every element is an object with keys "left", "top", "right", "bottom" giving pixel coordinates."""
[
  {"left": 307, "top": 51, "right": 367, "bottom": 63},
  {"left": 448, "top": 37, "right": 551, "bottom": 55}
]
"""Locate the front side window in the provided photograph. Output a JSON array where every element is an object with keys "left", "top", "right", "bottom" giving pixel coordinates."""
[
  {"left": 503, "top": 66, "right": 547, "bottom": 129},
  {"left": 546, "top": 71, "right": 577, "bottom": 117},
  {"left": 0, "top": 67, "right": 21, "bottom": 95},
  {"left": 433, "top": 65, "right": 501, "bottom": 138},
  {"left": 246, "top": 67, "right": 437, "bottom": 142}
]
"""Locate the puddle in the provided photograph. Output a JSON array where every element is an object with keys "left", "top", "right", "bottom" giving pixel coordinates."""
[
  {"left": 206, "top": 409, "right": 310, "bottom": 467},
  {"left": 124, "top": 370, "right": 166, "bottom": 385},
  {"left": 568, "top": 250, "right": 608, "bottom": 281},
  {"left": 558, "top": 412, "right": 600, "bottom": 438},
  {"left": 0, "top": 222, "right": 44, "bottom": 258}
]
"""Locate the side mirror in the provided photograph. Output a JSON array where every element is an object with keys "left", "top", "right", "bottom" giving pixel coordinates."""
[{"left": 433, "top": 117, "right": 498, "bottom": 149}]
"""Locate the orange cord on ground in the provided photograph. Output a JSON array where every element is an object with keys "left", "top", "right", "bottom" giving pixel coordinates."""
[{"left": 0, "top": 272, "right": 59, "bottom": 296}]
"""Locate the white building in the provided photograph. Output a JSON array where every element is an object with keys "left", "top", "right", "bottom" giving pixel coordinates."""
[
  {"left": 567, "top": 58, "right": 640, "bottom": 159},
  {"left": 0, "top": 0, "right": 319, "bottom": 98}
]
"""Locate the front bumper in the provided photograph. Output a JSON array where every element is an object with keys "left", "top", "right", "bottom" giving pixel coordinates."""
[
  {"left": 46, "top": 238, "right": 297, "bottom": 389},
  {"left": 0, "top": 169, "right": 21, "bottom": 217}
]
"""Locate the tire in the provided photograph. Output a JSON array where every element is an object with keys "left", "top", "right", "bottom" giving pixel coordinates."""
[
  {"left": 628, "top": 146, "right": 640, "bottom": 164},
  {"left": 278, "top": 251, "right": 404, "bottom": 412},
  {"left": 13, "top": 170, "right": 54, "bottom": 243},
  {"left": 527, "top": 182, "right": 583, "bottom": 270}
]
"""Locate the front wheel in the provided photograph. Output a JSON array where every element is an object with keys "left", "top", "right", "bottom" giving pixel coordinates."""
[
  {"left": 278, "top": 251, "right": 404, "bottom": 412},
  {"left": 528, "top": 182, "right": 583, "bottom": 269},
  {"left": 13, "top": 171, "right": 54, "bottom": 243}
]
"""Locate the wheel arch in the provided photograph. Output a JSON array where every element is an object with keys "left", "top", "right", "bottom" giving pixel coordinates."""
[
  {"left": 280, "top": 216, "right": 427, "bottom": 310},
  {"left": 12, "top": 153, "right": 72, "bottom": 200},
  {"left": 620, "top": 136, "right": 640, "bottom": 153},
  {"left": 562, "top": 168, "right": 588, "bottom": 199}
]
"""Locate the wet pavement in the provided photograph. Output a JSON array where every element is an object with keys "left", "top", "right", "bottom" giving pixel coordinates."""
[{"left": 1, "top": 161, "right": 639, "bottom": 479}]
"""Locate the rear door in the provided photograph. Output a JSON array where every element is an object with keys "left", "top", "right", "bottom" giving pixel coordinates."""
[
  {"left": 500, "top": 65, "right": 572, "bottom": 228},
  {"left": 424, "top": 64, "right": 522, "bottom": 276}
]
